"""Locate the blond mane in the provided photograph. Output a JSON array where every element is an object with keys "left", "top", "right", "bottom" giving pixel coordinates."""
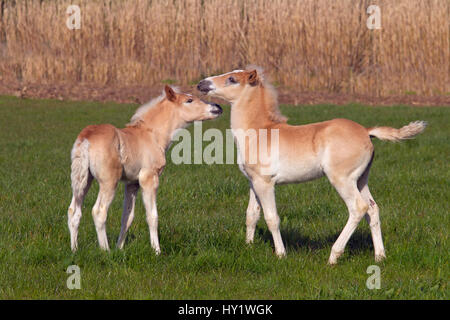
[
  {"left": 127, "top": 86, "right": 180, "bottom": 126},
  {"left": 246, "top": 65, "right": 287, "bottom": 123}
]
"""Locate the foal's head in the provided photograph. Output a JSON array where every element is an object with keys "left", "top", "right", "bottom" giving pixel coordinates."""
[
  {"left": 197, "top": 68, "right": 287, "bottom": 124},
  {"left": 197, "top": 69, "right": 261, "bottom": 102},
  {"left": 130, "top": 85, "right": 222, "bottom": 126},
  {"left": 164, "top": 85, "right": 223, "bottom": 122}
]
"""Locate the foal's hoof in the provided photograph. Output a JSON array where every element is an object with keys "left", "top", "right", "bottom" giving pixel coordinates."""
[
  {"left": 328, "top": 257, "right": 338, "bottom": 266},
  {"left": 328, "top": 250, "right": 343, "bottom": 265},
  {"left": 375, "top": 254, "right": 386, "bottom": 262}
]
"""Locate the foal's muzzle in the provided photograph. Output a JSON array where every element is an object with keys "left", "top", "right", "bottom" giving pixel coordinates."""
[
  {"left": 197, "top": 80, "right": 213, "bottom": 94},
  {"left": 210, "top": 103, "right": 223, "bottom": 115}
]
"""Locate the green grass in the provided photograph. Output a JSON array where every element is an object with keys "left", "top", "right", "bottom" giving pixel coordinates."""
[{"left": 0, "top": 95, "right": 448, "bottom": 299}]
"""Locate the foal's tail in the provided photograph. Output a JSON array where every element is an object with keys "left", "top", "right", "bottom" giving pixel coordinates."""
[
  {"left": 70, "top": 139, "right": 90, "bottom": 199},
  {"left": 367, "top": 121, "right": 427, "bottom": 142}
]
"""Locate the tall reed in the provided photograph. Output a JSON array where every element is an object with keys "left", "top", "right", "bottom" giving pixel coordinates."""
[{"left": 0, "top": 0, "right": 448, "bottom": 96}]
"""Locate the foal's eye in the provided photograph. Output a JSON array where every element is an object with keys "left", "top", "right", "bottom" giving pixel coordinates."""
[
  {"left": 228, "top": 77, "right": 237, "bottom": 84},
  {"left": 186, "top": 98, "right": 193, "bottom": 103}
]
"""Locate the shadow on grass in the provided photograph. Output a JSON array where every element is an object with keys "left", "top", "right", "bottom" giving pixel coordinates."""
[
  {"left": 258, "top": 227, "right": 373, "bottom": 255},
  {"left": 121, "top": 233, "right": 137, "bottom": 247}
]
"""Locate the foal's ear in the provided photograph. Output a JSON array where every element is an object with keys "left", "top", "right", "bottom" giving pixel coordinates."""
[
  {"left": 164, "top": 85, "right": 177, "bottom": 102},
  {"left": 248, "top": 70, "right": 258, "bottom": 86}
]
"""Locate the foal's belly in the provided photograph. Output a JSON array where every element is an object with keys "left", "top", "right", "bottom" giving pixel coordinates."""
[{"left": 272, "top": 156, "right": 324, "bottom": 184}]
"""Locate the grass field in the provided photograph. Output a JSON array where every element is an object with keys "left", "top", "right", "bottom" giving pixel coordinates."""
[{"left": 0, "top": 95, "right": 448, "bottom": 299}]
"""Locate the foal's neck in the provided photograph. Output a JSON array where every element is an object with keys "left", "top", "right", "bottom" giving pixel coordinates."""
[
  {"left": 139, "top": 103, "right": 185, "bottom": 151},
  {"left": 231, "top": 85, "right": 279, "bottom": 131}
]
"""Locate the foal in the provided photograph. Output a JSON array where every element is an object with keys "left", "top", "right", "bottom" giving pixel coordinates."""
[
  {"left": 198, "top": 68, "right": 426, "bottom": 264},
  {"left": 67, "top": 85, "right": 222, "bottom": 253}
]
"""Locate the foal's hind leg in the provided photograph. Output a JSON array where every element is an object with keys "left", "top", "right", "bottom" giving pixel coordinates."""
[
  {"left": 357, "top": 161, "right": 386, "bottom": 262},
  {"left": 92, "top": 182, "right": 117, "bottom": 251},
  {"left": 246, "top": 187, "right": 261, "bottom": 244},
  {"left": 358, "top": 179, "right": 385, "bottom": 262},
  {"left": 361, "top": 186, "right": 385, "bottom": 261},
  {"left": 117, "top": 183, "right": 140, "bottom": 249},
  {"left": 68, "top": 174, "right": 93, "bottom": 251},
  {"left": 328, "top": 176, "right": 369, "bottom": 265}
]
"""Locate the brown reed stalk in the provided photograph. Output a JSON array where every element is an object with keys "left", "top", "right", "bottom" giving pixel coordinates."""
[{"left": 0, "top": 0, "right": 448, "bottom": 96}]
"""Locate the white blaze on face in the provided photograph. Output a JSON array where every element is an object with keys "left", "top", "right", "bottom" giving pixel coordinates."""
[{"left": 206, "top": 70, "right": 245, "bottom": 92}]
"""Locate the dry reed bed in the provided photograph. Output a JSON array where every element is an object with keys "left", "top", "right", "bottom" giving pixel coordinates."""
[{"left": 0, "top": 0, "right": 448, "bottom": 96}]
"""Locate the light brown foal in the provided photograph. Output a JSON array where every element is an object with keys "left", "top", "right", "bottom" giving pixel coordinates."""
[
  {"left": 198, "top": 67, "right": 426, "bottom": 264},
  {"left": 67, "top": 85, "right": 222, "bottom": 253}
]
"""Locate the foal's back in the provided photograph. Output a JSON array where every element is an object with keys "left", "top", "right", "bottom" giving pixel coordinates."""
[
  {"left": 273, "top": 118, "right": 372, "bottom": 161},
  {"left": 268, "top": 118, "right": 373, "bottom": 184}
]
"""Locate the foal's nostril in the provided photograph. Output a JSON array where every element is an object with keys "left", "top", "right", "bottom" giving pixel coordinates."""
[{"left": 197, "top": 80, "right": 212, "bottom": 93}]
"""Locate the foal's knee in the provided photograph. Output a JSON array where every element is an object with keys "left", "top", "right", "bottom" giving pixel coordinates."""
[
  {"left": 68, "top": 197, "right": 78, "bottom": 216},
  {"left": 92, "top": 206, "right": 107, "bottom": 227},
  {"left": 246, "top": 206, "right": 260, "bottom": 224},
  {"left": 68, "top": 206, "right": 75, "bottom": 217},
  {"left": 146, "top": 213, "right": 158, "bottom": 226},
  {"left": 265, "top": 216, "right": 280, "bottom": 232},
  {"left": 139, "top": 169, "right": 159, "bottom": 188},
  {"left": 357, "top": 194, "right": 369, "bottom": 211}
]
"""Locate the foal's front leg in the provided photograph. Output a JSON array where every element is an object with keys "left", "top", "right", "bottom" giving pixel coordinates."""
[
  {"left": 251, "top": 179, "right": 286, "bottom": 257},
  {"left": 139, "top": 170, "right": 161, "bottom": 254}
]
